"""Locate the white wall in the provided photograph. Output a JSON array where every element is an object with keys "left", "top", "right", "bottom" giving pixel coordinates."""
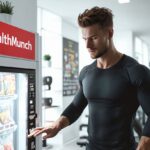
[
  {"left": 62, "top": 20, "right": 78, "bottom": 41},
  {"left": 5, "top": 0, "right": 37, "bottom": 32}
]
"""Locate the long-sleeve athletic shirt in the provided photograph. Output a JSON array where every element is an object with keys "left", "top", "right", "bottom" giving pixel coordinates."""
[{"left": 61, "top": 54, "right": 150, "bottom": 150}]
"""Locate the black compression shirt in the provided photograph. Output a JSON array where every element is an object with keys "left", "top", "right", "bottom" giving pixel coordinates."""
[{"left": 61, "top": 54, "right": 150, "bottom": 150}]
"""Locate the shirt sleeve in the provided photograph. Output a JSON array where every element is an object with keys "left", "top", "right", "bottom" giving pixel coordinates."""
[
  {"left": 61, "top": 66, "right": 88, "bottom": 125},
  {"left": 128, "top": 64, "right": 150, "bottom": 137}
]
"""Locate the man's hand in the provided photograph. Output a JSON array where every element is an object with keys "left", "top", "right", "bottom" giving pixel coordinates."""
[
  {"left": 28, "top": 123, "right": 61, "bottom": 139},
  {"left": 137, "top": 136, "right": 150, "bottom": 150},
  {"left": 28, "top": 116, "right": 70, "bottom": 139}
]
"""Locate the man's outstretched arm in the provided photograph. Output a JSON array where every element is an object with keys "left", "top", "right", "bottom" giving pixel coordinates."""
[{"left": 28, "top": 115, "right": 70, "bottom": 139}]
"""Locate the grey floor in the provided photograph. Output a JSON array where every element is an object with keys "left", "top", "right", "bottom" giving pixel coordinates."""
[{"left": 42, "top": 140, "right": 85, "bottom": 150}]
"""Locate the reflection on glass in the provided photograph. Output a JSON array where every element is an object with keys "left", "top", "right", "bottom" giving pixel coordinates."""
[{"left": 0, "top": 72, "right": 28, "bottom": 150}]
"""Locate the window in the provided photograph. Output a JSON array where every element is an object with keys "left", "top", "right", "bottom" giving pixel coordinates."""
[
  {"left": 134, "top": 36, "right": 150, "bottom": 67},
  {"left": 134, "top": 37, "right": 143, "bottom": 64}
]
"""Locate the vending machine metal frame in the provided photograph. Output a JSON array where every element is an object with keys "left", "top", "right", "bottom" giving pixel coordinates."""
[{"left": 0, "top": 22, "right": 42, "bottom": 150}]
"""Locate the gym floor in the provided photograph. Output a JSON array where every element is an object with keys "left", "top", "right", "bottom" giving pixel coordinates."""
[{"left": 42, "top": 140, "right": 85, "bottom": 150}]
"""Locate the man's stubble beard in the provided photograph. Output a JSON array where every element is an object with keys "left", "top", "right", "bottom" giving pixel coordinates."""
[
  {"left": 91, "top": 48, "right": 108, "bottom": 59},
  {"left": 92, "top": 39, "right": 110, "bottom": 59}
]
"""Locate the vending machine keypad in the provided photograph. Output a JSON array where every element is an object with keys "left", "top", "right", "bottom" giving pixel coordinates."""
[{"left": 28, "top": 73, "right": 36, "bottom": 150}]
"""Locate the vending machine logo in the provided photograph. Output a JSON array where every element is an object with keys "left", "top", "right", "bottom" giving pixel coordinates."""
[
  {"left": 0, "top": 32, "right": 32, "bottom": 50},
  {"left": 0, "top": 22, "right": 35, "bottom": 60}
]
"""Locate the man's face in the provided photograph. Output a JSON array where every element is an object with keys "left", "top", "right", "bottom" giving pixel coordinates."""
[{"left": 81, "top": 24, "right": 110, "bottom": 59}]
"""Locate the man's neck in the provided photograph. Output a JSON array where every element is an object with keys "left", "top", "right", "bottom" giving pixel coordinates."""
[{"left": 97, "top": 49, "right": 123, "bottom": 69}]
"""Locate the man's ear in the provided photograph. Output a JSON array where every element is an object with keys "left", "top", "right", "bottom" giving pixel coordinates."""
[{"left": 108, "top": 27, "right": 113, "bottom": 39}]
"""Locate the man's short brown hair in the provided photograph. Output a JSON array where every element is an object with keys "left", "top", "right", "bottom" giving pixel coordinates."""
[{"left": 78, "top": 6, "right": 113, "bottom": 28}]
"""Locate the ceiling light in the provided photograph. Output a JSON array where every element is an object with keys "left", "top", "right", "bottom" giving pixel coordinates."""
[{"left": 118, "top": 0, "right": 130, "bottom": 3}]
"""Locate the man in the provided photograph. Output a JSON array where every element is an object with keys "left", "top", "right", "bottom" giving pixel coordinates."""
[{"left": 29, "top": 7, "right": 150, "bottom": 150}]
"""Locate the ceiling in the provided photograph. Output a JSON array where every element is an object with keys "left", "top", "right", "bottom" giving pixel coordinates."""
[{"left": 38, "top": 0, "right": 150, "bottom": 47}]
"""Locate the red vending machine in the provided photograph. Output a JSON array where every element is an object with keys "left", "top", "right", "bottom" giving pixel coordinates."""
[{"left": 0, "top": 22, "right": 42, "bottom": 150}]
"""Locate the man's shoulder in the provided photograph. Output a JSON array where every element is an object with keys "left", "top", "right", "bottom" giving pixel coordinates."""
[
  {"left": 79, "top": 61, "right": 96, "bottom": 79},
  {"left": 124, "top": 56, "right": 150, "bottom": 84},
  {"left": 122, "top": 54, "right": 138, "bottom": 68},
  {"left": 124, "top": 55, "right": 148, "bottom": 71},
  {"left": 127, "top": 63, "right": 150, "bottom": 76},
  {"left": 81, "top": 61, "right": 96, "bottom": 71}
]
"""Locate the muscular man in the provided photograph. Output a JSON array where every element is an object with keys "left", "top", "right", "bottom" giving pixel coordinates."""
[{"left": 29, "top": 7, "right": 150, "bottom": 150}]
